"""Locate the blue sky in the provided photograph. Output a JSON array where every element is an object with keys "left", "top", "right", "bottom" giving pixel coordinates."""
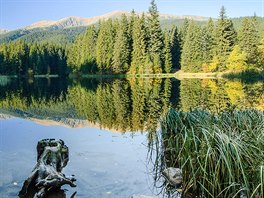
[{"left": 1, "top": 0, "right": 264, "bottom": 30}]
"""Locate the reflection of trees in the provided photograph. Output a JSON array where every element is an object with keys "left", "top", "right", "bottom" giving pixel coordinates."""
[
  {"left": 1, "top": 78, "right": 262, "bottom": 131},
  {"left": 180, "top": 79, "right": 264, "bottom": 112},
  {"left": 0, "top": 78, "right": 177, "bottom": 132},
  {"left": 70, "top": 78, "right": 176, "bottom": 132}
]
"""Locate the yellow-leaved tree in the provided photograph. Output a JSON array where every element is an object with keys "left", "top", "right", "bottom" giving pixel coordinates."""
[
  {"left": 258, "top": 38, "right": 264, "bottom": 69},
  {"left": 226, "top": 45, "right": 247, "bottom": 71}
]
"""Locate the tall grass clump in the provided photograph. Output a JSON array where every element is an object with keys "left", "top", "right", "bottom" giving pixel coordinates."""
[{"left": 156, "top": 109, "right": 264, "bottom": 197}]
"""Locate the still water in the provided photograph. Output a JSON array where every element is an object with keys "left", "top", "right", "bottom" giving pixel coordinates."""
[{"left": 0, "top": 77, "right": 263, "bottom": 197}]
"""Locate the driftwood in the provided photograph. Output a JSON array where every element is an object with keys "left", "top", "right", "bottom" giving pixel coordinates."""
[{"left": 19, "top": 139, "right": 76, "bottom": 198}]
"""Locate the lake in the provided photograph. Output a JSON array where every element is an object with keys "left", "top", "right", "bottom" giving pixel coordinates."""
[{"left": 0, "top": 77, "right": 263, "bottom": 197}]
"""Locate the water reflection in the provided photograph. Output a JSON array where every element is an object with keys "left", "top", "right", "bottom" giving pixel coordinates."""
[
  {"left": 180, "top": 79, "right": 264, "bottom": 112},
  {"left": 0, "top": 77, "right": 263, "bottom": 132}
]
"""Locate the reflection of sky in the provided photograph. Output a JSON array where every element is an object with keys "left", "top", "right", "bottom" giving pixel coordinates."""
[{"left": 0, "top": 118, "right": 155, "bottom": 197}]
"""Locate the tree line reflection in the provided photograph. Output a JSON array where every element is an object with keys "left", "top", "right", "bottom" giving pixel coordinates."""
[{"left": 0, "top": 77, "right": 262, "bottom": 132}]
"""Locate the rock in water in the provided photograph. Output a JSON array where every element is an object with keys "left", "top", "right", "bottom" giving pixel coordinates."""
[
  {"left": 19, "top": 139, "right": 76, "bottom": 198},
  {"left": 162, "top": 167, "right": 183, "bottom": 188}
]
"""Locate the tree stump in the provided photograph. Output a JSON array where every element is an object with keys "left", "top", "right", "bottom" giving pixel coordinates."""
[{"left": 19, "top": 139, "right": 76, "bottom": 198}]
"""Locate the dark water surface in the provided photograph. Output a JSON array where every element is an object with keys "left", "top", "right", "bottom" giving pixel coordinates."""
[{"left": 0, "top": 77, "right": 263, "bottom": 197}]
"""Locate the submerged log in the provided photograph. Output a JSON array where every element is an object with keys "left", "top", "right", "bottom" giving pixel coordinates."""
[{"left": 19, "top": 139, "right": 76, "bottom": 198}]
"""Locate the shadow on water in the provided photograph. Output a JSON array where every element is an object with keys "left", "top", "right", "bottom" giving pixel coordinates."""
[{"left": 223, "top": 70, "right": 264, "bottom": 83}]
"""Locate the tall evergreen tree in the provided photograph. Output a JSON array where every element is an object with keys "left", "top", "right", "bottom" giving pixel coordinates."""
[
  {"left": 200, "top": 18, "right": 214, "bottom": 70},
  {"left": 112, "top": 15, "right": 131, "bottom": 73},
  {"left": 163, "top": 31, "right": 172, "bottom": 73},
  {"left": 130, "top": 14, "right": 148, "bottom": 74},
  {"left": 179, "top": 18, "right": 190, "bottom": 47},
  {"left": 81, "top": 25, "right": 98, "bottom": 72},
  {"left": 181, "top": 21, "right": 203, "bottom": 72},
  {"left": 96, "top": 19, "right": 116, "bottom": 73},
  {"left": 147, "top": 0, "right": 163, "bottom": 73},
  {"left": 213, "top": 6, "right": 237, "bottom": 71},
  {"left": 238, "top": 17, "right": 259, "bottom": 65},
  {"left": 170, "top": 26, "right": 181, "bottom": 70}
]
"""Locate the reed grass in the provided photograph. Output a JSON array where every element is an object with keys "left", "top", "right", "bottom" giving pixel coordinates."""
[{"left": 156, "top": 109, "right": 264, "bottom": 197}]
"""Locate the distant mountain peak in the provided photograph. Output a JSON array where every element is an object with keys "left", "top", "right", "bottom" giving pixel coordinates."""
[
  {"left": 0, "top": 29, "right": 9, "bottom": 34},
  {"left": 22, "top": 10, "right": 209, "bottom": 31}
]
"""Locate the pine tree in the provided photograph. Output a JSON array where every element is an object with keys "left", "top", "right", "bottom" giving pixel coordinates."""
[
  {"left": 147, "top": 0, "right": 163, "bottom": 73},
  {"left": 81, "top": 25, "right": 98, "bottom": 73},
  {"left": 201, "top": 18, "right": 214, "bottom": 65},
  {"left": 96, "top": 19, "right": 116, "bottom": 73},
  {"left": 163, "top": 31, "right": 172, "bottom": 73},
  {"left": 112, "top": 15, "right": 130, "bottom": 74},
  {"left": 179, "top": 18, "right": 190, "bottom": 47},
  {"left": 170, "top": 26, "right": 181, "bottom": 70},
  {"left": 213, "top": 6, "right": 237, "bottom": 71},
  {"left": 181, "top": 21, "right": 203, "bottom": 72},
  {"left": 238, "top": 16, "right": 259, "bottom": 65},
  {"left": 67, "top": 34, "right": 82, "bottom": 72},
  {"left": 130, "top": 14, "right": 148, "bottom": 74}
]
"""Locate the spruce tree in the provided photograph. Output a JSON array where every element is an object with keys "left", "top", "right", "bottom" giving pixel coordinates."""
[
  {"left": 213, "top": 6, "right": 237, "bottom": 71},
  {"left": 163, "top": 31, "right": 172, "bottom": 73},
  {"left": 179, "top": 18, "right": 190, "bottom": 47},
  {"left": 238, "top": 17, "right": 259, "bottom": 65},
  {"left": 147, "top": 0, "right": 163, "bottom": 73},
  {"left": 96, "top": 19, "right": 116, "bottom": 73},
  {"left": 170, "top": 26, "right": 181, "bottom": 70},
  {"left": 81, "top": 25, "right": 98, "bottom": 73},
  {"left": 130, "top": 14, "right": 148, "bottom": 74},
  {"left": 112, "top": 15, "right": 130, "bottom": 73},
  {"left": 181, "top": 21, "right": 203, "bottom": 72},
  {"left": 200, "top": 18, "right": 214, "bottom": 70}
]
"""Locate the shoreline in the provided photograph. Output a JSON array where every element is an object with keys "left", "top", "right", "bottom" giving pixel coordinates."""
[{"left": 1, "top": 70, "right": 262, "bottom": 80}]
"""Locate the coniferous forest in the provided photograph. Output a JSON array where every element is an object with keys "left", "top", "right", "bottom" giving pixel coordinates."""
[{"left": 0, "top": 1, "right": 264, "bottom": 76}]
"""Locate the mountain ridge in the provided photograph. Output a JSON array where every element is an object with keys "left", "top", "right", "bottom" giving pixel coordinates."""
[
  {"left": 1, "top": 10, "right": 263, "bottom": 44},
  {"left": 0, "top": 29, "right": 9, "bottom": 34},
  {"left": 15, "top": 10, "right": 210, "bottom": 31}
]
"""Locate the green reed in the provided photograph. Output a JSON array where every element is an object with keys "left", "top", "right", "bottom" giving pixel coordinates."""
[{"left": 156, "top": 109, "right": 264, "bottom": 197}]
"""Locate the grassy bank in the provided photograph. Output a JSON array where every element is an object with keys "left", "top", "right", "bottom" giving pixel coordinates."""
[{"left": 155, "top": 109, "right": 264, "bottom": 197}]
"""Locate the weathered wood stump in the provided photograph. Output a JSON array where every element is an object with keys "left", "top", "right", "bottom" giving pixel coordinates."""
[{"left": 19, "top": 139, "right": 76, "bottom": 198}]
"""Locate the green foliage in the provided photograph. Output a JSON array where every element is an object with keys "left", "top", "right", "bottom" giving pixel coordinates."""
[
  {"left": 238, "top": 17, "right": 259, "bottom": 65},
  {"left": 147, "top": 0, "right": 164, "bottom": 73},
  {"left": 181, "top": 21, "right": 203, "bottom": 72},
  {"left": 1, "top": 3, "right": 264, "bottom": 74},
  {"left": 213, "top": 6, "right": 237, "bottom": 71},
  {"left": 157, "top": 109, "right": 264, "bottom": 197},
  {"left": 163, "top": 31, "right": 172, "bottom": 73},
  {"left": 0, "top": 41, "right": 67, "bottom": 76},
  {"left": 0, "top": 78, "right": 176, "bottom": 132},
  {"left": 179, "top": 79, "right": 264, "bottom": 112},
  {"left": 169, "top": 26, "right": 181, "bottom": 70},
  {"left": 67, "top": 26, "right": 97, "bottom": 73},
  {"left": 130, "top": 14, "right": 148, "bottom": 74},
  {"left": 200, "top": 18, "right": 214, "bottom": 65},
  {"left": 95, "top": 19, "right": 116, "bottom": 73},
  {"left": 0, "top": 27, "right": 86, "bottom": 44},
  {"left": 226, "top": 45, "right": 247, "bottom": 71},
  {"left": 112, "top": 15, "right": 131, "bottom": 74}
]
